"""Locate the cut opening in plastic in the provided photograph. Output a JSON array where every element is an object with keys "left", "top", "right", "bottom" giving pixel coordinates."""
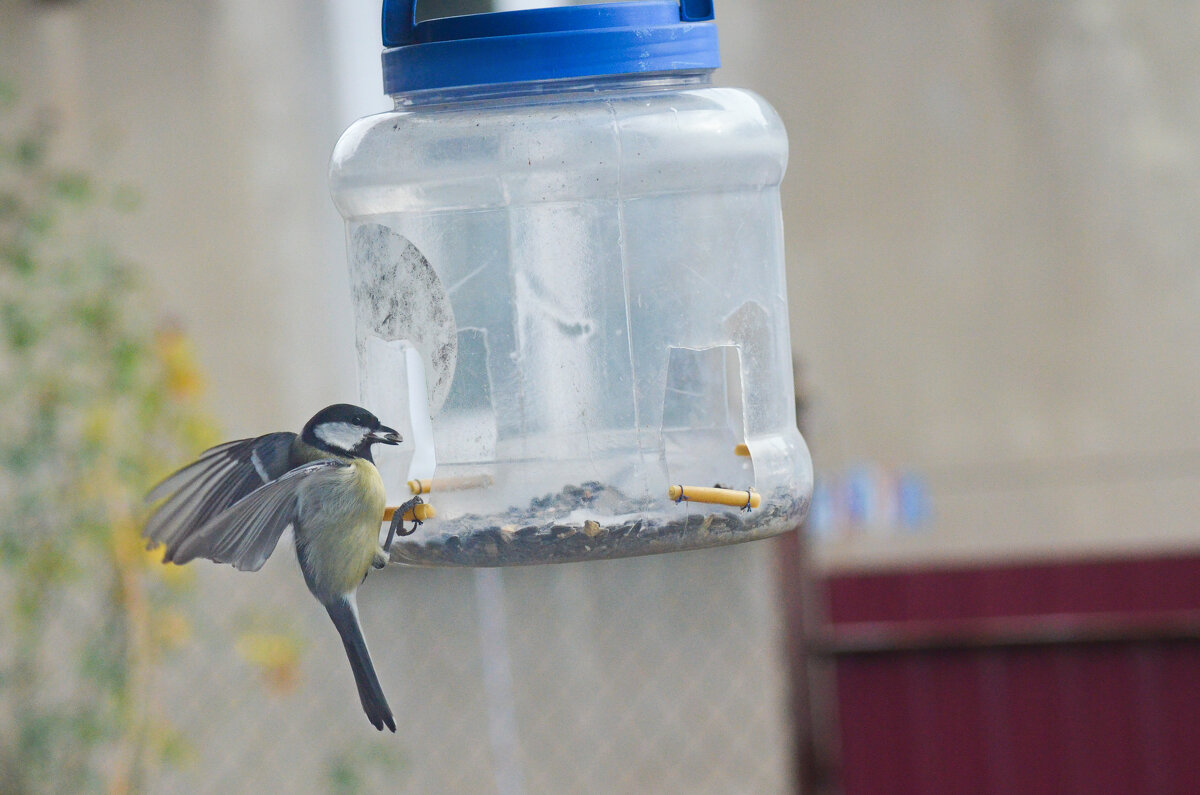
[{"left": 660, "top": 345, "right": 754, "bottom": 493}]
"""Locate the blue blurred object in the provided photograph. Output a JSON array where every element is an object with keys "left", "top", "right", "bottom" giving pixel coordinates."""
[
  {"left": 897, "top": 471, "right": 932, "bottom": 529},
  {"left": 807, "top": 479, "right": 834, "bottom": 539},
  {"left": 804, "top": 465, "right": 932, "bottom": 539},
  {"left": 844, "top": 465, "right": 875, "bottom": 526}
]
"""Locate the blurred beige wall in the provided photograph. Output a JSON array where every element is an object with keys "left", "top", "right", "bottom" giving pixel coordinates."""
[
  {"left": 1, "top": 0, "right": 359, "bottom": 438},
  {"left": 722, "top": 1, "right": 1200, "bottom": 569}
]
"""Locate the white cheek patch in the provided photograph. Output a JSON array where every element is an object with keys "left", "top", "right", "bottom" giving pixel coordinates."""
[{"left": 315, "top": 422, "right": 368, "bottom": 452}]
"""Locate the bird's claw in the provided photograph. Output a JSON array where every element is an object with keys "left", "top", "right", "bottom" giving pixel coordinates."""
[
  {"left": 384, "top": 496, "right": 424, "bottom": 554},
  {"left": 395, "top": 495, "right": 424, "bottom": 537}
]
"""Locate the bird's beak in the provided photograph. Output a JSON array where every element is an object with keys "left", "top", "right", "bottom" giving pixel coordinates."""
[{"left": 370, "top": 426, "right": 403, "bottom": 445}]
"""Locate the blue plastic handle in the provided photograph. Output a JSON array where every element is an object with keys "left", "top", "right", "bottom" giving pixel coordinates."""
[
  {"left": 383, "top": 0, "right": 715, "bottom": 48},
  {"left": 679, "top": 0, "right": 715, "bottom": 22}
]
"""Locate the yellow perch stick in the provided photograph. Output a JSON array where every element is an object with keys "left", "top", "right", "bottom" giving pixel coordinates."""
[
  {"left": 734, "top": 443, "right": 751, "bottom": 457},
  {"left": 383, "top": 503, "right": 437, "bottom": 523},
  {"left": 408, "top": 475, "right": 493, "bottom": 494},
  {"left": 669, "top": 485, "right": 761, "bottom": 509}
]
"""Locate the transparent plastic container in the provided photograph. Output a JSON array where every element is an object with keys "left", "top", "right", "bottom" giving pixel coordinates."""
[{"left": 329, "top": 2, "right": 812, "bottom": 566}]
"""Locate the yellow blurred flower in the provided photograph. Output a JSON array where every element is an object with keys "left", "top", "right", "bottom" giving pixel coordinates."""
[
  {"left": 156, "top": 557, "right": 196, "bottom": 588},
  {"left": 235, "top": 630, "right": 306, "bottom": 695},
  {"left": 82, "top": 404, "right": 115, "bottom": 447},
  {"left": 179, "top": 413, "right": 222, "bottom": 452},
  {"left": 155, "top": 327, "right": 206, "bottom": 400},
  {"left": 110, "top": 516, "right": 144, "bottom": 568},
  {"left": 138, "top": 540, "right": 196, "bottom": 587}
]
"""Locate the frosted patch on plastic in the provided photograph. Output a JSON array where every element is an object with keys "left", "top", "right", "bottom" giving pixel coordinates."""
[
  {"left": 350, "top": 223, "right": 457, "bottom": 415},
  {"left": 435, "top": 328, "right": 497, "bottom": 464}
]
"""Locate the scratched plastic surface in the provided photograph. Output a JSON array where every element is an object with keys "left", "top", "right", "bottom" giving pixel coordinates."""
[{"left": 330, "top": 73, "right": 812, "bottom": 566}]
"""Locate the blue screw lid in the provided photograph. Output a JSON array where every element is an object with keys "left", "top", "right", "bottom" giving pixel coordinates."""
[{"left": 381, "top": 1, "right": 720, "bottom": 95}]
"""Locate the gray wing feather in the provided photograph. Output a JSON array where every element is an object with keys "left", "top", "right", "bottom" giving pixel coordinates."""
[
  {"left": 145, "top": 433, "right": 297, "bottom": 556},
  {"left": 168, "top": 459, "right": 349, "bottom": 571},
  {"left": 145, "top": 438, "right": 247, "bottom": 504}
]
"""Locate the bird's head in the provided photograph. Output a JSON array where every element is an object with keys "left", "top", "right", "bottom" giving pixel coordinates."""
[{"left": 301, "top": 404, "right": 402, "bottom": 461}]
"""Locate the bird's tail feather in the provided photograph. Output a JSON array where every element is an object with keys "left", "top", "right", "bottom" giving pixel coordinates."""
[{"left": 326, "top": 596, "right": 396, "bottom": 732}]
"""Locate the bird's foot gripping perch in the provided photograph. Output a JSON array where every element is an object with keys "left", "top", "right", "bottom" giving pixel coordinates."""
[
  {"left": 371, "top": 496, "right": 425, "bottom": 570},
  {"left": 391, "top": 495, "right": 425, "bottom": 538}
]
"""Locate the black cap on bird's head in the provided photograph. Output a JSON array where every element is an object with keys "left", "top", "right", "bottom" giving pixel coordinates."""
[{"left": 301, "top": 403, "right": 402, "bottom": 460}]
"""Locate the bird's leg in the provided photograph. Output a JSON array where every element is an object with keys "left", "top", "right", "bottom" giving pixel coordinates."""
[
  {"left": 373, "top": 496, "right": 425, "bottom": 569},
  {"left": 376, "top": 499, "right": 420, "bottom": 574},
  {"left": 386, "top": 496, "right": 424, "bottom": 547}
]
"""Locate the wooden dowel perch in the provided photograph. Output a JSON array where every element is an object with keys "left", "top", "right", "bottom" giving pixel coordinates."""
[
  {"left": 408, "top": 475, "right": 493, "bottom": 494},
  {"left": 734, "top": 443, "right": 751, "bottom": 457},
  {"left": 383, "top": 503, "right": 437, "bottom": 523},
  {"left": 669, "top": 485, "right": 761, "bottom": 510}
]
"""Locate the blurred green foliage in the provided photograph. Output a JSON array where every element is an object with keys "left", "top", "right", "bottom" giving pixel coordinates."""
[
  {"left": 0, "top": 81, "right": 219, "bottom": 794},
  {"left": 326, "top": 740, "right": 406, "bottom": 795},
  {"left": 0, "top": 79, "right": 406, "bottom": 794}
]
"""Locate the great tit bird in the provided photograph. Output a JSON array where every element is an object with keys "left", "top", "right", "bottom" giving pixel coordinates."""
[{"left": 144, "top": 403, "right": 422, "bottom": 732}]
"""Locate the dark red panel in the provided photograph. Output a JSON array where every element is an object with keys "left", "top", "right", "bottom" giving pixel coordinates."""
[
  {"left": 903, "top": 569, "right": 983, "bottom": 623},
  {"left": 824, "top": 554, "right": 1200, "bottom": 625},
  {"left": 1056, "top": 647, "right": 1143, "bottom": 793},
  {"left": 1132, "top": 558, "right": 1200, "bottom": 614},
  {"left": 975, "top": 565, "right": 1051, "bottom": 619},
  {"left": 1057, "top": 560, "right": 1140, "bottom": 616},
  {"left": 903, "top": 652, "right": 988, "bottom": 793},
  {"left": 826, "top": 570, "right": 908, "bottom": 624},
  {"left": 835, "top": 656, "right": 919, "bottom": 794},
  {"left": 996, "top": 648, "right": 1065, "bottom": 794},
  {"left": 1158, "top": 644, "right": 1200, "bottom": 793},
  {"left": 819, "top": 553, "right": 1200, "bottom": 795}
]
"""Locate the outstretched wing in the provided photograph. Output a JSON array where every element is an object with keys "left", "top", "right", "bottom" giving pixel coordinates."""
[
  {"left": 167, "top": 459, "right": 350, "bottom": 571},
  {"left": 144, "top": 433, "right": 297, "bottom": 561}
]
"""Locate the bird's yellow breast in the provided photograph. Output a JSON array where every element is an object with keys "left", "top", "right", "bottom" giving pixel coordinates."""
[
  {"left": 349, "top": 457, "right": 387, "bottom": 514},
  {"left": 296, "top": 457, "right": 387, "bottom": 600}
]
